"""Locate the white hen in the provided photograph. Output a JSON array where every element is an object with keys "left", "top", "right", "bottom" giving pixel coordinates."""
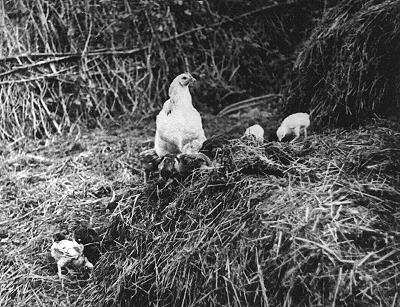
[
  {"left": 51, "top": 233, "right": 93, "bottom": 279},
  {"left": 154, "top": 73, "right": 206, "bottom": 157}
]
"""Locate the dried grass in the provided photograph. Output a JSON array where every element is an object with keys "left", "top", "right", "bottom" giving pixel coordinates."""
[
  {"left": 79, "top": 119, "right": 399, "bottom": 306},
  {"left": 0, "top": 0, "right": 328, "bottom": 139},
  {"left": 286, "top": 0, "right": 400, "bottom": 128},
  {"left": 1, "top": 115, "right": 399, "bottom": 306},
  {"left": 0, "top": 118, "right": 148, "bottom": 306}
]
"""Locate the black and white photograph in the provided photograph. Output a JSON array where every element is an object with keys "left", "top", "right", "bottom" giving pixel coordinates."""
[{"left": 0, "top": 0, "right": 399, "bottom": 306}]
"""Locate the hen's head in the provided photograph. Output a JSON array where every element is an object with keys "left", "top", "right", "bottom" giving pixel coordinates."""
[{"left": 169, "top": 73, "right": 196, "bottom": 97}]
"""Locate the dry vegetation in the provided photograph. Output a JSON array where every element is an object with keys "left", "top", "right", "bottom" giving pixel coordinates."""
[
  {"left": 0, "top": 113, "right": 399, "bottom": 306},
  {"left": 82, "top": 118, "right": 399, "bottom": 306},
  {"left": 0, "top": 117, "right": 148, "bottom": 305},
  {"left": 286, "top": 0, "right": 400, "bottom": 128},
  {"left": 0, "top": 0, "right": 325, "bottom": 139}
]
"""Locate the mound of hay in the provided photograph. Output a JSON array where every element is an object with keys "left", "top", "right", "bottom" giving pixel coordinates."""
[
  {"left": 81, "top": 120, "right": 400, "bottom": 306},
  {"left": 286, "top": 0, "right": 400, "bottom": 128}
]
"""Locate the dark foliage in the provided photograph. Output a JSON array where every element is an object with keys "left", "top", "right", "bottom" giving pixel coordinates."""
[{"left": 286, "top": 0, "right": 400, "bottom": 128}]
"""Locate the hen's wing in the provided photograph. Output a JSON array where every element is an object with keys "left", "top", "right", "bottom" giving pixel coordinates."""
[{"left": 163, "top": 99, "right": 173, "bottom": 115}]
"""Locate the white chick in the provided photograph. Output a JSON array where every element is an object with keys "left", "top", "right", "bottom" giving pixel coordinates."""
[
  {"left": 276, "top": 113, "right": 310, "bottom": 143},
  {"left": 154, "top": 73, "right": 207, "bottom": 157},
  {"left": 51, "top": 233, "right": 93, "bottom": 280},
  {"left": 243, "top": 124, "right": 264, "bottom": 143}
]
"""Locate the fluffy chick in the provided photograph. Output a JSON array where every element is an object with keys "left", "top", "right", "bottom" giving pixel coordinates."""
[
  {"left": 200, "top": 134, "right": 230, "bottom": 160},
  {"left": 50, "top": 233, "right": 93, "bottom": 279},
  {"left": 175, "top": 153, "right": 212, "bottom": 177},
  {"left": 139, "top": 148, "right": 162, "bottom": 183},
  {"left": 277, "top": 112, "right": 310, "bottom": 143},
  {"left": 154, "top": 73, "right": 207, "bottom": 157},
  {"left": 243, "top": 124, "right": 264, "bottom": 143},
  {"left": 74, "top": 226, "right": 101, "bottom": 265},
  {"left": 158, "top": 153, "right": 179, "bottom": 179}
]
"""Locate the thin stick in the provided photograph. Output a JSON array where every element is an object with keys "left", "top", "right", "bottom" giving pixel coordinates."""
[
  {"left": 0, "top": 56, "right": 72, "bottom": 78},
  {"left": 256, "top": 248, "right": 270, "bottom": 307},
  {"left": 0, "top": 1, "right": 297, "bottom": 63},
  {"left": 0, "top": 0, "right": 4, "bottom": 57},
  {"left": 218, "top": 94, "right": 282, "bottom": 116}
]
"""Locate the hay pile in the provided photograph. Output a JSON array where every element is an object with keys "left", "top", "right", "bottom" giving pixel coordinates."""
[
  {"left": 81, "top": 119, "right": 400, "bottom": 306},
  {"left": 286, "top": 0, "right": 400, "bottom": 128},
  {"left": 0, "top": 0, "right": 330, "bottom": 139}
]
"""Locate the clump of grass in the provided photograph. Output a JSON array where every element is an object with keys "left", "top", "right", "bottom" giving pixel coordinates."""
[
  {"left": 81, "top": 119, "right": 400, "bottom": 306},
  {"left": 0, "top": 118, "right": 150, "bottom": 306},
  {"left": 286, "top": 0, "right": 400, "bottom": 128}
]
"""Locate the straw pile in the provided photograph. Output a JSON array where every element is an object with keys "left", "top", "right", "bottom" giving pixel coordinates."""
[
  {"left": 0, "top": 0, "right": 329, "bottom": 139},
  {"left": 0, "top": 116, "right": 398, "bottom": 306},
  {"left": 78, "top": 119, "right": 400, "bottom": 306},
  {"left": 286, "top": 0, "right": 400, "bottom": 128}
]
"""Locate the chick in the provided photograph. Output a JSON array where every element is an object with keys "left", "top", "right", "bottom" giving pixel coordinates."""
[
  {"left": 50, "top": 233, "right": 93, "bottom": 280},
  {"left": 73, "top": 226, "right": 101, "bottom": 265},
  {"left": 139, "top": 148, "right": 161, "bottom": 183},
  {"left": 158, "top": 153, "right": 179, "bottom": 179},
  {"left": 175, "top": 153, "right": 212, "bottom": 177},
  {"left": 200, "top": 134, "right": 230, "bottom": 160},
  {"left": 276, "top": 113, "right": 310, "bottom": 143},
  {"left": 154, "top": 73, "right": 207, "bottom": 157},
  {"left": 243, "top": 124, "right": 264, "bottom": 144}
]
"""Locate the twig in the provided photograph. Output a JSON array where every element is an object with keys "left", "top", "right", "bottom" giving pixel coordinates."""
[
  {"left": 391, "top": 292, "right": 398, "bottom": 307},
  {"left": 256, "top": 248, "right": 270, "bottom": 307},
  {"left": 294, "top": 237, "right": 355, "bottom": 264},
  {"left": 0, "top": 1, "right": 299, "bottom": 63},
  {"left": 0, "top": 0, "right": 4, "bottom": 57},
  {"left": 331, "top": 267, "right": 342, "bottom": 307},
  {"left": 0, "top": 56, "right": 72, "bottom": 78},
  {"left": 0, "top": 67, "right": 73, "bottom": 85},
  {"left": 218, "top": 94, "right": 282, "bottom": 116}
]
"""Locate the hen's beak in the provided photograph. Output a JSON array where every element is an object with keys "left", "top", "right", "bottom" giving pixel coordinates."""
[{"left": 190, "top": 76, "right": 196, "bottom": 83}]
